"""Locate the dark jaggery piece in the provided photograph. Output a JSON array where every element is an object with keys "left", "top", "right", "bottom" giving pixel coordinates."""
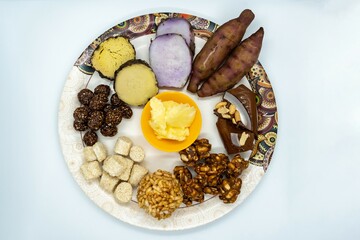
[
  {"left": 227, "top": 84, "right": 258, "bottom": 135},
  {"left": 216, "top": 118, "right": 255, "bottom": 154}
]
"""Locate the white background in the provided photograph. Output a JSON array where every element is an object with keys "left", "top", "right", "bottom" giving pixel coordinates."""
[{"left": 1, "top": 0, "right": 360, "bottom": 239}]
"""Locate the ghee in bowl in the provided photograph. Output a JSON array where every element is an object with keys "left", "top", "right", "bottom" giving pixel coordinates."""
[{"left": 141, "top": 91, "right": 202, "bottom": 152}]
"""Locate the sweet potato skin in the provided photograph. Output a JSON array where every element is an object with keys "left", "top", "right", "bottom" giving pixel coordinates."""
[
  {"left": 197, "top": 27, "right": 264, "bottom": 97},
  {"left": 187, "top": 9, "right": 255, "bottom": 93}
]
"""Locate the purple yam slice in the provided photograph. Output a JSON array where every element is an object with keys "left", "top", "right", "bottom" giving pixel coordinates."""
[
  {"left": 156, "top": 18, "right": 195, "bottom": 53},
  {"left": 149, "top": 34, "right": 192, "bottom": 89}
]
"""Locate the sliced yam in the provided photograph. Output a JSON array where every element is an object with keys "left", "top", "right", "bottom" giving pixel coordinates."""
[
  {"left": 149, "top": 34, "right": 192, "bottom": 88},
  {"left": 156, "top": 18, "right": 195, "bottom": 53},
  {"left": 114, "top": 60, "right": 158, "bottom": 106},
  {"left": 91, "top": 36, "right": 135, "bottom": 80}
]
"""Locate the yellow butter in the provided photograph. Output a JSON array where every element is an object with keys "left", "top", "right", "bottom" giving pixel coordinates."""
[{"left": 149, "top": 97, "right": 196, "bottom": 141}]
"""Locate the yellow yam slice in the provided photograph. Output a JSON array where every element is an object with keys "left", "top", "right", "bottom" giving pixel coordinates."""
[
  {"left": 114, "top": 60, "right": 158, "bottom": 106},
  {"left": 91, "top": 36, "right": 135, "bottom": 80}
]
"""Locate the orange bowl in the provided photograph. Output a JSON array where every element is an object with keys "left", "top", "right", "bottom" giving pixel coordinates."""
[{"left": 141, "top": 91, "right": 202, "bottom": 152}]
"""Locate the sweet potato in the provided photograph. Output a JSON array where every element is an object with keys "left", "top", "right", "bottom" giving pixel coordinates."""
[
  {"left": 197, "top": 27, "right": 264, "bottom": 97},
  {"left": 187, "top": 9, "right": 254, "bottom": 93}
]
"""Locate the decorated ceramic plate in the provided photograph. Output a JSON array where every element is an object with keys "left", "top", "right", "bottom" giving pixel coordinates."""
[{"left": 58, "top": 12, "right": 278, "bottom": 230}]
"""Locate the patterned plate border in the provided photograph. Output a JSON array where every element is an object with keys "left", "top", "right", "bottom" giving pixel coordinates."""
[{"left": 58, "top": 12, "right": 278, "bottom": 230}]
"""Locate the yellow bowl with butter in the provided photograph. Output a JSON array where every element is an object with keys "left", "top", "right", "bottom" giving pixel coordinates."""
[{"left": 141, "top": 91, "right": 202, "bottom": 152}]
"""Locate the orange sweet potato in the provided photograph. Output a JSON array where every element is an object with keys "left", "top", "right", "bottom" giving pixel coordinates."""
[
  {"left": 187, "top": 9, "right": 255, "bottom": 93},
  {"left": 197, "top": 27, "right": 264, "bottom": 97}
]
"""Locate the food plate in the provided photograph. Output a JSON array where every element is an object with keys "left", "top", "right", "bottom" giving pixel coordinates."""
[{"left": 58, "top": 12, "right": 278, "bottom": 230}]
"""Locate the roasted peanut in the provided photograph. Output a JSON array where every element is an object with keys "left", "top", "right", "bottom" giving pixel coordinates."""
[
  {"left": 214, "top": 101, "right": 227, "bottom": 109},
  {"left": 229, "top": 104, "right": 236, "bottom": 115},
  {"left": 239, "top": 132, "right": 250, "bottom": 146},
  {"left": 234, "top": 110, "right": 241, "bottom": 122}
]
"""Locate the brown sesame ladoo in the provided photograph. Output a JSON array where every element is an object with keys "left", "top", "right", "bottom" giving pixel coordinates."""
[
  {"left": 94, "top": 84, "right": 111, "bottom": 96},
  {"left": 103, "top": 104, "right": 113, "bottom": 113},
  {"left": 89, "top": 93, "right": 108, "bottom": 110},
  {"left": 73, "top": 120, "right": 88, "bottom": 131},
  {"left": 88, "top": 111, "right": 104, "bottom": 131},
  {"left": 83, "top": 130, "right": 98, "bottom": 146},
  {"left": 77, "top": 89, "right": 94, "bottom": 105},
  {"left": 100, "top": 125, "right": 118, "bottom": 137},
  {"left": 110, "top": 93, "right": 124, "bottom": 107},
  {"left": 105, "top": 108, "right": 122, "bottom": 126},
  {"left": 117, "top": 105, "right": 133, "bottom": 119},
  {"left": 73, "top": 106, "right": 90, "bottom": 122}
]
